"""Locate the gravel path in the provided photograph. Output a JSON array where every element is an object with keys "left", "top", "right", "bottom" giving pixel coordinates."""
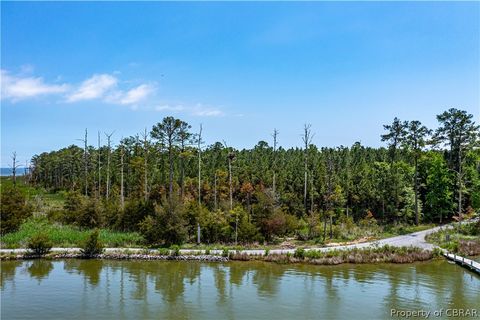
[{"left": 1, "top": 223, "right": 462, "bottom": 256}]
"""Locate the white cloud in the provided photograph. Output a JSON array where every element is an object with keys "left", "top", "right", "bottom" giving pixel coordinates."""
[
  {"left": 191, "top": 104, "right": 224, "bottom": 117},
  {"left": 1, "top": 70, "right": 68, "bottom": 101},
  {"left": 155, "top": 104, "right": 185, "bottom": 112},
  {"left": 116, "top": 84, "right": 155, "bottom": 105},
  {"left": 66, "top": 74, "right": 118, "bottom": 102},
  {"left": 155, "top": 103, "right": 224, "bottom": 117}
]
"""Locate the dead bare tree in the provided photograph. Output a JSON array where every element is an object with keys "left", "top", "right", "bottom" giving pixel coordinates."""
[
  {"left": 141, "top": 128, "right": 149, "bottom": 202},
  {"left": 302, "top": 124, "right": 314, "bottom": 215},
  {"left": 120, "top": 143, "right": 125, "bottom": 210},
  {"left": 224, "top": 141, "right": 237, "bottom": 245},
  {"left": 77, "top": 129, "right": 89, "bottom": 196},
  {"left": 104, "top": 131, "right": 114, "bottom": 199},
  {"left": 97, "top": 131, "right": 102, "bottom": 198},
  {"left": 271, "top": 129, "right": 279, "bottom": 197},
  {"left": 197, "top": 124, "right": 203, "bottom": 244},
  {"left": 10, "top": 152, "right": 20, "bottom": 187}
]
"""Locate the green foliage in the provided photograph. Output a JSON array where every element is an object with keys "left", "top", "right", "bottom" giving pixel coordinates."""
[
  {"left": 138, "top": 198, "right": 187, "bottom": 246},
  {"left": 27, "top": 233, "right": 52, "bottom": 255},
  {"left": 1, "top": 216, "right": 143, "bottom": 248},
  {"left": 294, "top": 247, "right": 306, "bottom": 259},
  {"left": 12, "top": 110, "right": 480, "bottom": 246},
  {"left": 80, "top": 229, "right": 104, "bottom": 256},
  {"left": 170, "top": 245, "right": 181, "bottom": 256},
  {"left": 222, "top": 248, "right": 229, "bottom": 257},
  {"left": 0, "top": 186, "right": 32, "bottom": 234},
  {"left": 157, "top": 248, "right": 170, "bottom": 256}
]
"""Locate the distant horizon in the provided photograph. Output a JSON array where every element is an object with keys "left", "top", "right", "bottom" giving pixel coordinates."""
[{"left": 2, "top": 1, "right": 479, "bottom": 166}]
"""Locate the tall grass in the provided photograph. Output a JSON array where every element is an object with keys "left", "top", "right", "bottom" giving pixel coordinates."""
[
  {"left": 230, "top": 245, "right": 436, "bottom": 265},
  {"left": 0, "top": 217, "right": 144, "bottom": 248}
]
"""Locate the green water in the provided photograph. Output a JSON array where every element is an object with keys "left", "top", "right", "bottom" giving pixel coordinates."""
[{"left": 1, "top": 259, "right": 479, "bottom": 319}]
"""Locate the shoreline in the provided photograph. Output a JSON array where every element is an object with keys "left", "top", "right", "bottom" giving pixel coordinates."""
[{"left": 0, "top": 245, "right": 439, "bottom": 266}]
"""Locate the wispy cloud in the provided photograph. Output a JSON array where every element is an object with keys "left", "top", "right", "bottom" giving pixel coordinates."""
[
  {"left": 191, "top": 104, "right": 224, "bottom": 117},
  {"left": 115, "top": 84, "right": 155, "bottom": 105},
  {"left": 66, "top": 74, "right": 118, "bottom": 102},
  {"left": 2, "top": 68, "right": 223, "bottom": 115},
  {"left": 1, "top": 70, "right": 68, "bottom": 101},
  {"left": 155, "top": 103, "right": 224, "bottom": 117}
]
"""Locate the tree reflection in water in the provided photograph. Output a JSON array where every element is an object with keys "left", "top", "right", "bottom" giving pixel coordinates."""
[
  {"left": 26, "top": 260, "right": 54, "bottom": 283},
  {"left": 1, "top": 259, "right": 479, "bottom": 320}
]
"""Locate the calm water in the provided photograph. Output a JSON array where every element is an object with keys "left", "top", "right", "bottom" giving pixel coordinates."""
[{"left": 1, "top": 259, "right": 479, "bottom": 319}]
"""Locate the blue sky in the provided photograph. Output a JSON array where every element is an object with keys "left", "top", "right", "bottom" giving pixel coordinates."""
[{"left": 1, "top": 1, "right": 479, "bottom": 167}]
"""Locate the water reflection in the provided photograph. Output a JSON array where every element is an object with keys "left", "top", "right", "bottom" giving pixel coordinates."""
[
  {"left": 64, "top": 259, "right": 103, "bottom": 286},
  {"left": 0, "top": 260, "right": 21, "bottom": 288},
  {"left": 1, "top": 259, "right": 479, "bottom": 320},
  {"left": 26, "top": 260, "right": 54, "bottom": 282}
]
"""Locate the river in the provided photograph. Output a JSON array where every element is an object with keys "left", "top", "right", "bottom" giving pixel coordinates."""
[{"left": 1, "top": 259, "right": 478, "bottom": 319}]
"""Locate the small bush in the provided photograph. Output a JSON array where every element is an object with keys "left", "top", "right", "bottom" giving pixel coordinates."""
[
  {"left": 205, "top": 248, "right": 211, "bottom": 255},
  {"left": 264, "top": 248, "right": 270, "bottom": 256},
  {"left": 222, "top": 248, "right": 229, "bottom": 257},
  {"left": 157, "top": 248, "right": 170, "bottom": 256},
  {"left": 294, "top": 247, "right": 305, "bottom": 259},
  {"left": 80, "top": 229, "right": 104, "bottom": 257},
  {"left": 170, "top": 245, "right": 181, "bottom": 257},
  {"left": 27, "top": 233, "right": 52, "bottom": 256}
]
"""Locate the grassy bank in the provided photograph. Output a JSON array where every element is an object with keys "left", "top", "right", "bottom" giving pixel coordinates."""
[
  {"left": 426, "top": 222, "right": 480, "bottom": 256},
  {"left": 0, "top": 245, "right": 439, "bottom": 266},
  {"left": 0, "top": 217, "right": 144, "bottom": 248},
  {"left": 231, "top": 245, "right": 440, "bottom": 265}
]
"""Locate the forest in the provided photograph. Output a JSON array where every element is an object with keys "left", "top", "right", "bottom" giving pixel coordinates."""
[{"left": 2, "top": 108, "right": 479, "bottom": 246}]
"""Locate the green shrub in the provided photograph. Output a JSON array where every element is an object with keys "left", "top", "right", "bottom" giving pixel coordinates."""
[
  {"left": 170, "top": 245, "right": 181, "bottom": 256},
  {"left": 1, "top": 187, "right": 32, "bottom": 235},
  {"left": 222, "top": 248, "right": 229, "bottom": 257},
  {"left": 27, "top": 233, "right": 52, "bottom": 255},
  {"left": 294, "top": 247, "right": 305, "bottom": 259},
  {"left": 264, "top": 248, "right": 270, "bottom": 256},
  {"left": 80, "top": 229, "right": 104, "bottom": 256},
  {"left": 205, "top": 248, "right": 211, "bottom": 255},
  {"left": 158, "top": 248, "right": 170, "bottom": 256}
]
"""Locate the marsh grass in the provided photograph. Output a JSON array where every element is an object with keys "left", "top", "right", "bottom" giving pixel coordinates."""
[
  {"left": 1, "top": 217, "right": 144, "bottom": 248},
  {"left": 426, "top": 221, "right": 480, "bottom": 256},
  {"left": 231, "top": 245, "right": 436, "bottom": 265}
]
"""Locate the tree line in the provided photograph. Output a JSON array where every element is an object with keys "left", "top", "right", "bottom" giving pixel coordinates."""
[{"left": 14, "top": 108, "right": 480, "bottom": 245}]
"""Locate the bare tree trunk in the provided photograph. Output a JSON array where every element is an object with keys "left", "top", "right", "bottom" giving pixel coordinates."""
[
  {"left": 302, "top": 124, "right": 313, "bottom": 215},
  {"left": 272, "top": 129, "right": 278, "bottom": 196},
  {"left": 229, "top": 158, "right": 233, "bottom": 210},
  {"left": 227, "top": 150, "right": 236, "bottom": 245},
  {"left": 105, "top": 132, "right": 114, "bottom": 199},
  {"left": 214, "top": 172, "right": 218, "bottom": 210},
  {"left": 98, "top": 131, "right": 101, "bottom": 198},
  {"left": 142, "top": 128, "right": 149, "bottom": 202},
  {"left": 11, "top": 152, "right": 19, "bottom": 187},
  {"left": 168, "top": 136, "right": 174, "bottom": 201},
  {"left": 120, "top": 145, "right": 125, "bottom": 210},
  {"left": 414, "top": 156, "right": 419, "bottom": 225},
  {"left": 330, "top": 214, "right": 333, "bottom": 239},
  {"left": 197, "top": 124, "right": 202, "bottom": 244},
  {"left": 458, "top": 145, "right": 462, "bottom": 222},
  {"left": 80, "top": 129, "right": 88, "bottom": 196}
]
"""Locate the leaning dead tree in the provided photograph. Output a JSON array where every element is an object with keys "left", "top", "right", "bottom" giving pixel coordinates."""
[{"left": 302, "top": 124, "right": 314, "bottom": 214}]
